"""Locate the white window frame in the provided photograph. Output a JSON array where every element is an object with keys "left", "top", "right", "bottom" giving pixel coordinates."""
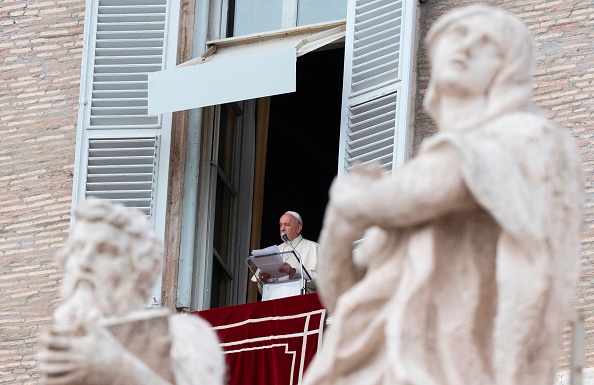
[{"left": 190, "top": 101, "right": 255, "bottom": 310}]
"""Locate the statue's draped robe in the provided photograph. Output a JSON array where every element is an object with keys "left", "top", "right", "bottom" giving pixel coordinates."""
[{"left": 303, "top": 112, "right": 583, "bottom": 385}]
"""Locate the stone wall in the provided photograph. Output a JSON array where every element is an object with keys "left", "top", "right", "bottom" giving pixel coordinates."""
[
  {"left": 414, "top": 0, "right": 594, "bottom": 372},
  {"left": 0, "top": 0, "right": 83, "bottom": 383}
]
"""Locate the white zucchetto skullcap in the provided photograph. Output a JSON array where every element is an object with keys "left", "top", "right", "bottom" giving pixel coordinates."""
[{"left": 285, "top": 211, "right": 302, "bottom": 224}]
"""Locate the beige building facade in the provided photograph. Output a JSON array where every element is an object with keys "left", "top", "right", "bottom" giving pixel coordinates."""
[{"left": 1, "top": 0, "right": 593, "bottom": 383}]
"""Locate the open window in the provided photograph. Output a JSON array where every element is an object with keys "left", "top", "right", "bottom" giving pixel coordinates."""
[{"left": 145, "top": 0, "right": 417, "bottom": 309}]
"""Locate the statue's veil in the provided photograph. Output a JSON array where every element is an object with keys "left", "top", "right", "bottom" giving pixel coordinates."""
[{"left": 423, "top": 5, "right": 538, "bottom": 129}]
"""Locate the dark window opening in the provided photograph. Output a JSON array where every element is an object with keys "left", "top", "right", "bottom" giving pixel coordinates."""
[{"left": 260, "top": 46, "right": 344, "bottom": 247}]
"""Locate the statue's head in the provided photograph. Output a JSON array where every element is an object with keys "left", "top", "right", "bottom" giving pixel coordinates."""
[
  {"left": 54, "top": 199, "right": 163, "bottom": 328},
  {"left": 423, "top": 5, "right": 536, "bottom": 127}
]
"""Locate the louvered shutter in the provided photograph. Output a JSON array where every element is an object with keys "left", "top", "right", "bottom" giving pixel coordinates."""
[
  {"left": 338, "top": 0, "right": 416, "bottom": 174},
  {"left": 73, "top": 0, "right": 179, "bottom": 236},
  {"left": 86, "top": 137, "right": 159, "bottom": 216}
]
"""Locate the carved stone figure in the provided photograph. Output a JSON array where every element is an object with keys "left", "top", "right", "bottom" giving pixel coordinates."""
[
  {"left": 303, "top": 5, "right": 583, "bottom": 385},
  {"left": 37, "top": 199, "right": 225, "bottom": 385}
]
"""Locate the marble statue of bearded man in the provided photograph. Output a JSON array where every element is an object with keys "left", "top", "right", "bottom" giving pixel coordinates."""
[
  {"left": 303, "top": 5, "right": 583, "bottom": 385},
  {"left": 37, "top": 199, "right": 225, "bottom": 385}
]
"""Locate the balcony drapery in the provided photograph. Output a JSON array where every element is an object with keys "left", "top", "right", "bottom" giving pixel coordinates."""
[{"left": 194, "top": 294, "right": 325, "bottom": 385}]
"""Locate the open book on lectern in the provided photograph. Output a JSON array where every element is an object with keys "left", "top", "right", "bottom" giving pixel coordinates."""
[{"left": 248, "top": 245, "right": 293, "bottom": 279}]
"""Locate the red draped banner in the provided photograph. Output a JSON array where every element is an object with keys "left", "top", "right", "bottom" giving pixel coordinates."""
[{"left": 193, "top": 294, "right": 325, "bottom": 385}]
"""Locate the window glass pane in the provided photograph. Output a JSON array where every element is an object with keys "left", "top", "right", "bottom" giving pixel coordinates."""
[
  {"left": 297, "top": 0, "right": 347, "bottom": 26},
  {"left": 210, "top": 259, "right": 230, "bottom": 308},
  {"left": 218, "top": 105, "right": 237, "bottom": 177},
  {"left": 234, "top": 0, "right": 283, "bottom": 36},
  {"left": 213, "top": 175, "right": 233, "bottom": 265}
]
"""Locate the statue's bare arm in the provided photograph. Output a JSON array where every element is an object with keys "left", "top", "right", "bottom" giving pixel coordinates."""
[
  {"left": 330, "top": 146, "right": 474, "bottom": 231},
  {"left": 38, "top": 327, "right": 172, "bottom": 385},
  {"left": 317, "top": 145, "right": 475, "bottom": 308}
]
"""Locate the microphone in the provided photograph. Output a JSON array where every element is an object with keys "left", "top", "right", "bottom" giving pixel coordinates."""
[{"left": 279, "top": 232, "right": 312, "bottom": 287}]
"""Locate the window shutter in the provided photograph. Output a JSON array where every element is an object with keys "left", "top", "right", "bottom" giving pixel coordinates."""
[
  {"left": 86, "top": 136, "right": 159, "bottom": 216},
  {"left": 90, "top": 0, "right": 165, "bottom": 129},
  {"left": 73, "top": 0, "right": 179, "bottom": 305},
  {"left": 73, "top": 0, "right": 178, "bottom": 233},
  {"left": 338, "top": 0, "right": 416, "bottom": 174}
]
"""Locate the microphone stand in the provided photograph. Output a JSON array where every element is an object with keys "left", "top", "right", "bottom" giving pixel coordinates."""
[{"left": 282, "top": 234, "right": 312, "bottom": 295}]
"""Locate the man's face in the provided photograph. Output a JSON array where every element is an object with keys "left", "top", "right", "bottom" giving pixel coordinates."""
[
  {"left": 279, "top": 213, "right": 302, "bottom": 242},
  {"left": 432, "top": 14, "right": 504, "bottom": 98},
  {"left": 58, "top": 220, "right": 130, "bottom": 323}
]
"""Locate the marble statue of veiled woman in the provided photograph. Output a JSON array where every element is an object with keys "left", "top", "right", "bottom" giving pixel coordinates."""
[{"left": 303, "top": 5, "right": 583, "bottom": 385}]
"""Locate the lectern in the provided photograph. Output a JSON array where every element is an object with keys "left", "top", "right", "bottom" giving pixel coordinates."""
[
  {"left": 260, "top": 278, "right": 303, "bottom": 301},
  {"left": 246, "top": 250, "right": 313, "bottom": 301}
]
